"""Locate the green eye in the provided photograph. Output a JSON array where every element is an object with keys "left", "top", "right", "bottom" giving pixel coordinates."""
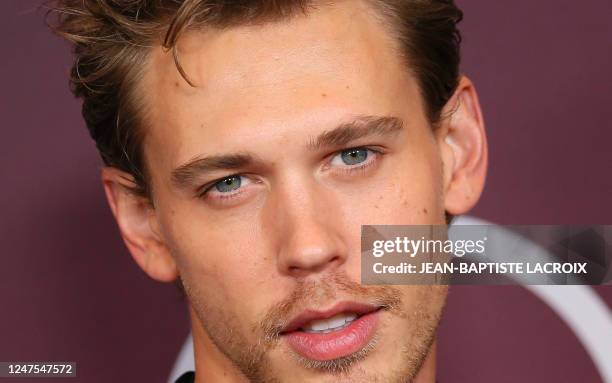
[
  {"left": 214, "top": 175, "right": 242, "bottom": 193},
  {"left": 340, "top": 148, "right": 369, "bottom": 165}
]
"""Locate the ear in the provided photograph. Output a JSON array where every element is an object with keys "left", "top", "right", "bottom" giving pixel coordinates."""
[
  {"left": 436, "top": 76, "right": 488, "bottom": 215},
  {"left": 101, "top": 167, "right": 178, "bottom": 282}
]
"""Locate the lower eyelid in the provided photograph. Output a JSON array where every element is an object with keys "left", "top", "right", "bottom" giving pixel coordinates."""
[
  {"left": 351, "top": 153, "right": 378, "bottom": 168},
  {"left": 204, "top": 186, "right": 248, "bottom": 203}
]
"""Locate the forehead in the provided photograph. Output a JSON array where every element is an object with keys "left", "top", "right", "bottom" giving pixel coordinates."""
[{"left": 142, "top": 0, "right": 424, "bottom": 168}]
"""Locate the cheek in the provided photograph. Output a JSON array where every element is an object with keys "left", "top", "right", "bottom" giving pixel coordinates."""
[
  {"left": 333, "top": 152, "right": 444, "bottom": 277},
  {"left": 342, "top": 149, "right": 444, "bottom": 227},
  {"left": 159, "top": 201, "right": 273, "bottom": 326}
]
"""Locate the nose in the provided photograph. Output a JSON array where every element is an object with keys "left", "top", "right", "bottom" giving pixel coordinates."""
[{"left": 270, "top": 180, "right": 348, "bottom": 278}]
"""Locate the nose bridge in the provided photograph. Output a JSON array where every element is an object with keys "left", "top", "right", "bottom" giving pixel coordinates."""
[{"left": 271, "top": 174, "right": 346, "bottom": 277}]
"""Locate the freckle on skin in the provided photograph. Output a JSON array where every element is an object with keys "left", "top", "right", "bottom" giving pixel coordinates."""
[
  {"left": 321, "top": 93, "right": 327, "bottom": 97},
  {"left": 423, "top": 208, "right": 428, "bottom": 214},
  {"left": 175, "top": 81, "right": 179, "bottom": 87}
]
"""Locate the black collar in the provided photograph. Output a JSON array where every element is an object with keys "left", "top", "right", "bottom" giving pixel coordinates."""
[{"left": 174, "top": 371, "right": 195, "bottom": 383}]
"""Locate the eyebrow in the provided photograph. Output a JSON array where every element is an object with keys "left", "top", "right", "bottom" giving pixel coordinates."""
[
  {"left": 307, "top": 115, "right": 404, "bottom": 150},
  {"left": 170, "top": 115, "right": 403, "bottom": 189},
  {"left": 171, "top": 153, "right": 255, "bottom": 189}
]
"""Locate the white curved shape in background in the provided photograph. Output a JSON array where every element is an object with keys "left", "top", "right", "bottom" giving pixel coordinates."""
[
  {"left": 527, "top": 285, "right": 612, "bottom": 383},
  {"left": 168, "top": 335, "right": 194, "bottom": 383},
  {"left": 168, "top": 216, "right": 612, "bottom": 383},
  {"left": 455, "top": 216, "right": 612, "bottom": 383}
]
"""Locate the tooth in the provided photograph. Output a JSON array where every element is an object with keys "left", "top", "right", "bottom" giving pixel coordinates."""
[
  {"left": 306, "top": 318, "right": 329, "bottom": 332},
  {"left": 302, "top": 313, "right": 358, "bottom": 332},
  {"left": 326, "top": 316, "right": 345, "bottom": 330}
]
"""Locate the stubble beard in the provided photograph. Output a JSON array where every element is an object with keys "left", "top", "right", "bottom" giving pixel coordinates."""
[{"left": 183, "top": 272, "right": 447, "bottom": 383}]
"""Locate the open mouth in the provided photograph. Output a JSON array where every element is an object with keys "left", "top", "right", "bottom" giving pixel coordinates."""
[
  {"left": 300, "top": 312, "right": 359, "bottom": 334},
  {"left": 280, "top": 302, "right": 383, "bottom": 361}
]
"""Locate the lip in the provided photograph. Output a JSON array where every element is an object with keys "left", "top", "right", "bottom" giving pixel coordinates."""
[{"left": 281, "top": 301, "right": 382, "bottom": 361}]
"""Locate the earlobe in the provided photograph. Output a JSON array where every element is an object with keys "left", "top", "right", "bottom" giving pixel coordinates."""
[
  {"left": 437, "top": 76, "right": 488, "bottom": 215},
  {"left": 101, "top": 167, "right": 179, "bottom": 282}
]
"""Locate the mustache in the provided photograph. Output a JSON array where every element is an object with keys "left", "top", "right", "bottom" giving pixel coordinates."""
[{"left": 259, "top": 271, "right": 403, "bottom": 343}]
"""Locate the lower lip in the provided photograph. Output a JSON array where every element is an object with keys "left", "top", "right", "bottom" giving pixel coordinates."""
[{"left": 283, "top": 310, "right": 380, "bottom": 361}]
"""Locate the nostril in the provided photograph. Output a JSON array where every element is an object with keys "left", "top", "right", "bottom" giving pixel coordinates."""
[
  {"left": 282, "top": 251, "right": 345, "bottom": 277},
  {"left": 329, "top": 254, "right": 342, "bottom": 265}
]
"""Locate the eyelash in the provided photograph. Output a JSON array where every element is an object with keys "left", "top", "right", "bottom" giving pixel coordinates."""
[{"left": 197, "top": 146, "right": 384, "bottom": 201}]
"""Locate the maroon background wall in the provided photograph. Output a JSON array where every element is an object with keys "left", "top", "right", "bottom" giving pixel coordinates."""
[{"left": 1, "top": 1, "right": 610, "bottom": 382}]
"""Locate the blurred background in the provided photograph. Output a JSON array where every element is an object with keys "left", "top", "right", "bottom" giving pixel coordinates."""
[{"left": 0, "top": 0, "right": 610, "bottom": 382}]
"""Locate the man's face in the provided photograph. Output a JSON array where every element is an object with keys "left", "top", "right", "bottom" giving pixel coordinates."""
[{"left": 143, "top": 2, "right": 448, "bottom": 382}]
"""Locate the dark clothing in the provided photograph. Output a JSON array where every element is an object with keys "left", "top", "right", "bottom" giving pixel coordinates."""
[
  {"left": 174, "top": 370, "right": 439, "bottom": 382},
  {"left": 175, "top": 371, "right": 195, "bottom": 383}
]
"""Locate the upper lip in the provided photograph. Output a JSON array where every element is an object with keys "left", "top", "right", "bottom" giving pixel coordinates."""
[{"left": 280, "top": 301, "right": 381, "bottom": 334}]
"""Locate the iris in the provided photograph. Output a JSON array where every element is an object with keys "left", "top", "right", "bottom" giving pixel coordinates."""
[
  {"left": 215, "top": 175, "right": 241, "bottom": 193},
  {"left": 341, "top": 148, "right": 368, "bottom": 165}
]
